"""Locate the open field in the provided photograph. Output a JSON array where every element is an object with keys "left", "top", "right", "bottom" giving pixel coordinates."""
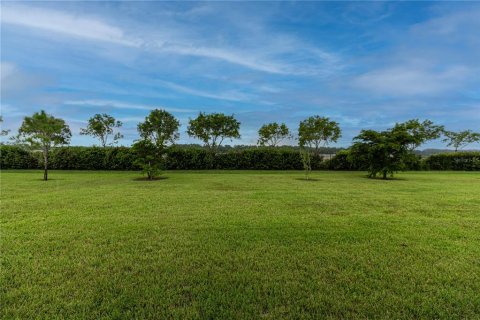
[{"left": 1, "top": 170, "right": 480, "bottom": 319}]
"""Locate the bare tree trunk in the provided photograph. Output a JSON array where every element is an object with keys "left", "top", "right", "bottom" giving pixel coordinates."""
[{"left": 43, "top": 147, "right": 48, "bottom": 181}]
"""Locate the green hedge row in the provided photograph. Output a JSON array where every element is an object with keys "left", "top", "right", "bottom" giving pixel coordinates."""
[
  {"left": 425, "top": 152, "right": 480, "bottom": 170},
  {"left": 2, "top": 145, "right": 478, "bottom": 171},
  {"left": 0, "top": 145, "right": 323, "bottom": 170},
  {"left": 324, "top": 150, "right": 480, "bottom": 171}
]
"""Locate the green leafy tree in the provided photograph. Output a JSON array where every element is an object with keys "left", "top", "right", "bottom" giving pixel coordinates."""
[
  {"left": 298, "top": 116, "right": 341, "bottom": 155},
  {"left": 131, "top": 139, "right": 162, "bottom": 180},
  {"left": 80, "top": 113, "right": 123, "bottom": 147},
  {"left": 394, "top": 119, "right": 444, "bottom": 151},
  {"left": 257, "top": 122, "right": 291, "bottom": 147},
  {"left": 443, "top": 130, "right": 480, "bottom": 152},
  {"left": 138, "top": 109, "right": 180, "bottom": 148},
  {"left": 349, "top": 126, "right": 416, "bottom": 179},
  {"left": 133, "top": 109, "right": 180, "bottom": 179},
  {"left": 187, "top": 112, "right": 240, "bottom": 151},
  {"left": 17, "top": 110, "right": 71, "bottom": 180}
]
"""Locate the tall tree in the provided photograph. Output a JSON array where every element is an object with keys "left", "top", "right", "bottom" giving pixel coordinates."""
[
  {"left": 394, "top": 119, "right": 444, "bottom": 151},
  {"left": 443, "top": 130, "right": 480, "bottom": 152},
  {"left": 80, "top": 113, "right": 123, "bottom": 147},
  {"left": 187, "top": 112, "right": 240, "bottom": 151},
  {"left": 257, "top": 122, "right": 291, "bottom": 147},
  {"left": 298, "top": 116, "right": 341, "bottom": 155},
  {"left": 133, "top": 109, "right": 180, "bottom": 180},
  {"left": 349, "top": 126, "right": 416, "bottom": 179},
  {"left": 17, "top": 110, "right": 71, "bottom": 180}
]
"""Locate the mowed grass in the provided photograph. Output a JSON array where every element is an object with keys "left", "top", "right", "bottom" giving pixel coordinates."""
[{"left": 1, "top": 170, "right": 480, "bottom": 319}]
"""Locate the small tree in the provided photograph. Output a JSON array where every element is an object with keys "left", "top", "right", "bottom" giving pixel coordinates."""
[
  {"left": 131, "top": 139, "right": 162, "bottom": 180},
  {"left": 133, "top": 109, "right": 180, "bottom": 179},
  {"left": 300, "top": 148, "right": 312, "bottom": 180},
  {"left": 349, "top": 126, "right": 416, "bottom": 179},
  {"left": 257, "top": 122, "right": 291, "bottom": 147},
  {"left": 187, "top": 112, "right": 240, "bottom": 151},
  {"left": 443, "top": 130, "right": 480, "bottom": 152},
  {"left": 298, "top": 116, "right": 341, "bottom": 156},
  {"left": 80, "top": 113, "right": 123, "bottom": 147},
  {"left": 395, "top": 119, "right": 444, "bottom": 151},
  {"left": 17, "top": 110, "right": 71, "bottom": 180}
]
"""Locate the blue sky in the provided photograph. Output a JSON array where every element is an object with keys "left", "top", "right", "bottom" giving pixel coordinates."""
[{"left": 1, "top": 1, "right": 479, "bottom": 148}]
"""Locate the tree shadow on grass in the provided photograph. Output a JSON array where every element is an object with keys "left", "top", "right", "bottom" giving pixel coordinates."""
[
  {"left": 295, "top": 178, "right": 320, "bottom": 182},
  {"left": 132, "top": 176, "right": 169, "bottom": 181},
  {"left": 360, "top": 175, "right": 408, "bottom": 181}
]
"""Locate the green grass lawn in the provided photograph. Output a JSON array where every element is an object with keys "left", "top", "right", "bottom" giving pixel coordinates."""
[{"left": 1, "top": 170, "right": 480, "bottom": 319}]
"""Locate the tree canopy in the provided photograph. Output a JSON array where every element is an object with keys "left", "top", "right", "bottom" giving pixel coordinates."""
[
  {"left": 257, "top": 122, "right": 291, "bottom": 147},
  {"left": 137, "top": 109, "right": 180, "bottom": 149},
  {"left": 443, "top": 130, "right": 480, "bottom": 152},
  {"left": 187, "top": 112, "right": 240, "bottom": 150},
  {"left": 394, "top": 119, "right": 444, "bottom": 151},
  {"left": 80, "top": 113, "right": 123, "bottom": 147},
  {"left": 298, "top": 116, "right": 341, "bottom": 155},
  {"left": 349, "top": 126, "right": 417, "bottom": 179}
]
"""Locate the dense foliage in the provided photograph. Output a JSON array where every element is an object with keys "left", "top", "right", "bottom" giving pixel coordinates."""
[
  {"left": 187, "top": 112, "right": 241, "bottom": 150},
  {"left": 4, "top": 145, "right": 478, "bottom": 171},
  {"left": 0, "top": 145, "right": 327, "bottom": 170},
  {"left": 425, "top": 152, "right": 480, "bottom": 170}
]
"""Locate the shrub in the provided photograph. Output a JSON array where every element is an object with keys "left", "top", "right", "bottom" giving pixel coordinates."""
[
  {"left": 0, "top": 145, "right": 39, "bottom": 169},
  {"left": 425, "top": 152, "right": 480, "bottom": 170}
]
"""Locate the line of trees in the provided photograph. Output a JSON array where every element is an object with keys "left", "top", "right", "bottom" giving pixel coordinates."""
[{"left": 5, "top": 109, "right": 480, "bottom": 180}]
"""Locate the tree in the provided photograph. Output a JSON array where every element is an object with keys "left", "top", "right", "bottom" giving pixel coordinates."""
[
  {"left": 394, "top": 119, "right": 444, "bottom": 151},
  {"left": 138, "top": 109, "right": 180, "bottom": 149},
  {"left": 80, "top": 113, "right": 123, "bottom": 147},
  {"left": 131, "top": 139, "right": 162, "bottom": 180},
  {"left": 443, "top": 130, "right": 480, "bottom": 152},
  {"left": 187, "top": 112, "right": 240, "bottom": 151},
  {"left": 349, "top": 126, "right": 416, "bottom": 179},
  {"left": 17, "top": 110, "right": 71, "bottom": 180},
  {"left": 133, "top": 109, "right": 180, "bottom": 180},
  {"left": 298, "top": 116, "right": 341, "bottom": 155},
  {"left": 300, "top": 148, "right": 312, "bottom": 180},
  {"left": 257, "top": 122, "right": 291, "bottom": 147}
]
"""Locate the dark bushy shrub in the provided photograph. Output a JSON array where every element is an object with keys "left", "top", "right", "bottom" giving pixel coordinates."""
[
  {"left": 324, "top": 150, "right": 356, "bottom": 170},
  {"left": 0, "top": 145, "right": 39, "bottom": 169},
  {"left": 425, "top": 152, "right": 480, "bottom": 170}
]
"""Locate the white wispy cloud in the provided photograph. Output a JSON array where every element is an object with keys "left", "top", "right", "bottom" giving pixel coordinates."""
[
  {"left": 156, "top": 80, "right": 255, "bottom": 102},
  {"left": 352, "top": 65, "right": 471, "bottom": 96},
  {"left": 1, "top": 4, "right": 137, "bottom": 47},
  {"left": 64, "top": 100, "right": 197, "bottom": 113},
  {"left": 0, "top": 4, "right": 341, "bottom": 76}
]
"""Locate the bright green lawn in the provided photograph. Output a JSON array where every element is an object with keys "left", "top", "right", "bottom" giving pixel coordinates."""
[{"left": 1, "top": 170, "right": 480, "bottom": 319}]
